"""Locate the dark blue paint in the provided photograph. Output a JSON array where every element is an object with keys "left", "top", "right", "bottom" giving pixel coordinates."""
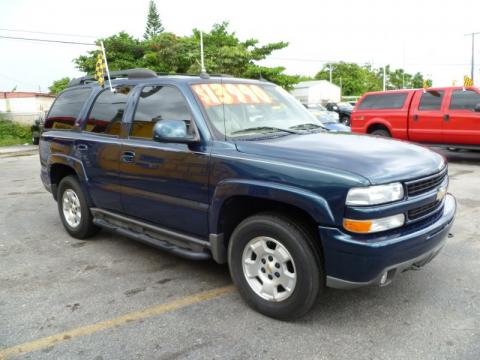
[
  {"left": 320, "top": 194, "right": 455, "bottom": 282},
  {"left": 40, "top": 75, "right": 456, "bottom": 285}
]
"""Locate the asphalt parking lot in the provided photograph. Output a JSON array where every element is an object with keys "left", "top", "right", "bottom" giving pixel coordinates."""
[{"left": 1, "top": 149, "right": 479, "bottom": 360}]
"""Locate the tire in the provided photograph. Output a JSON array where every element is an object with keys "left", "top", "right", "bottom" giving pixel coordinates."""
[
  {"left": 228, "top": 212, "right": 323, "bottom": 320},
  {"left": 32, "top": 136, "right": 39, "bottom": 145},
  {"left": 341, "top": 115, "right": 350, "bottom": 126},
  {"left": 57, "top": 175, "right": 99, "bottom": 239},
  {"left": 370, "top": 128, "right": 391, "bottom": 137}
]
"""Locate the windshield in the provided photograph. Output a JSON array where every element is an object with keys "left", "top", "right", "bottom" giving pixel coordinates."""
[{"left": 191, "top": 83, "right": 323, "bottom": 138}]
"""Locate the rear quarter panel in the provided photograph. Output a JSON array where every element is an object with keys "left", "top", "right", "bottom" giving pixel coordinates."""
[{"left": 351, "top": 91, "right": 415, "bottom": 140}]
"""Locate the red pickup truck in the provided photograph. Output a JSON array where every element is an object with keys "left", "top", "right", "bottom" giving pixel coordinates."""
[{"left": 351, "top": 86, "right": 480, "bottom": 148}]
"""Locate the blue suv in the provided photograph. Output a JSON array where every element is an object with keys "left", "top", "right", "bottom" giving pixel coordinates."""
[{"left": 39, "top": 69, "right": 456, "bottom": 319}]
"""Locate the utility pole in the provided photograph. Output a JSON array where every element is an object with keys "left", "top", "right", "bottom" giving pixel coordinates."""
[
  {"left": 465, "top": 32, "right": 480, "bottom": 82},
  {"left": 383, "top": 66, "right": 387, "bottom": 91},
  {"left": 329, "top": 64, "right": 333, "bottom": 83}
]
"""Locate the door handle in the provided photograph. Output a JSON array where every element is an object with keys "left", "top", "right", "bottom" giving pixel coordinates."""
[
  {"left": 443, "top": 114, "right": 450, "bottom": 121},
  {"left": 76, "top": 144, "right": 88, "bottom": 151},
  {"left": 413, "top": 114, "right": 419, "bottom": 121},
  {"left": 121, "top": 151, "right": 136, "bottom": 163}
]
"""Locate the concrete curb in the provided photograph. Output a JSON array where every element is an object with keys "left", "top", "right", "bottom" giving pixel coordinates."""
[{"left": 0, "top": 145, "right": 38, "bottom": 158}]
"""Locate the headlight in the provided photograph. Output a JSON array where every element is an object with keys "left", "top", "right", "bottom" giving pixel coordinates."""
[
  {"left": 346, "top": 183, "right": 404, "bottom": 206},
  {"left": 343, "top": 214, "right": 405, "bottom": 233}
]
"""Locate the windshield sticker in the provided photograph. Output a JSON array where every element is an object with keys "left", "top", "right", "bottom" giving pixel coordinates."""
[{"left": 192, "top": 84, "right": 272, "bottom": 107}]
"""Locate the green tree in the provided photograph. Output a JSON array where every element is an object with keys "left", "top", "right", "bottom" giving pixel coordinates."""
[
  {"left": 49, "top": 77, "right": 71, "bottom": 94},
  {"left": 144, "top": 0, "right": 164, "bottom": 40},
  {"left": 74, "top": 32, "right": 146, "bottom": 74},
  {"left": 73, "top": 22, "right": 300, "bottom": 90},
  {"left": 411, "top": 72, "right": 431, "bottom": 88},
  {"left": 315, "top": 62, "right": 431, "bottom": 95},
  {"left": 315, "top": 62, "right": 381, "bottom": 96}
]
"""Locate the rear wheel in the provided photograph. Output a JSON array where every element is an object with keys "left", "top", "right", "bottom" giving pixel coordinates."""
[
  {"left": 228, "top": 213, "right": 322, "bottom": 320},
  {"left": 32, "top": 136, "right": 39, "bottom": 145},
  {"left": 370, "top": 128, "right": 391, "bottom": 137},
  {"left": 57, "top": 176, "right": 99, "bottom": 239}
]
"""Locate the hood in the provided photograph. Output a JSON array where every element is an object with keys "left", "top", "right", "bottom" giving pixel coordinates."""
[{"left": 235, "top": 132, "right": 445, "bottom": 184}]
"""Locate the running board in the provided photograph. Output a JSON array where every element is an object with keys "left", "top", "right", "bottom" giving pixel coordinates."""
[{"left": 90, "top": 208, "right": 211, "bottom": 261}]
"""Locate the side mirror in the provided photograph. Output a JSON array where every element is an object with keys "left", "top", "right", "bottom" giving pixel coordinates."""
[
  {"left": 153, "top": 120, "right": 199, "bottom": 144},
  {"left": 475, "top": 103, "right": 480, "bottom": 112}
]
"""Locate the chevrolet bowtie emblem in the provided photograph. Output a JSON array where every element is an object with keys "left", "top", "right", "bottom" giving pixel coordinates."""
[{"left": 436, "top": 187, "right": 447, "bottom": 201}]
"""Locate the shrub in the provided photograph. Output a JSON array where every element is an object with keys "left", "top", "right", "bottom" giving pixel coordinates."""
[{"left": 0, "top": 119, "right": 32, "bottom": 146}]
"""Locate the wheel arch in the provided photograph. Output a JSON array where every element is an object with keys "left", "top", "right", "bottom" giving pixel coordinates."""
[
  {"left": 48, "top": 154, "right": 90, "bottom": 203},
  {"left": 366, "top": 121, "right": 392, "bottom": 135},
  {"left": 209, "top": 180, "right": 333, "bottom": 263}
]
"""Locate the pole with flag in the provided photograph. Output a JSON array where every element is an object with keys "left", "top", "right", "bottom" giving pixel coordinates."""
[
  {"left": 422, "top": 79, "right": 429, "bottom": 93},
  {"left": 463, "top": 75, "right": 474, "bottom": 88},
  {"left": 94, "top": 41, "right": 113, "bottom": 91}
]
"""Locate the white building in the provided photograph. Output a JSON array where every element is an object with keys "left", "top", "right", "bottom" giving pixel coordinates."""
[
  {"left": 290, "top": 80, "right": 341, "bottom": 105},
  {"left": 0, "top": 92, "right": 55, "bottom": 125}
]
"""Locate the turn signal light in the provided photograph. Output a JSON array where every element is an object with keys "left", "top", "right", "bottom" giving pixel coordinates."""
[
  {"left": 343, "top": 219, "right": 373, "bottom": 233},
  {"left": 343, "top": 214, "right": 405, "bottom": 234}
]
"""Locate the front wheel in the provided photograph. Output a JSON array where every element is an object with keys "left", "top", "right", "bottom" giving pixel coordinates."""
[{"left": 228, "top": 213, "right": 323, "bottom": 320}]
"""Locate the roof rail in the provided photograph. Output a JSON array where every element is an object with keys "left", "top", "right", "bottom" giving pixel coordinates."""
[
  {"left": 68, "top": 68, "right": 157, "bottom": 87},
  {"left": 67, "top": 69, "right": 239, "bottom": 88}
]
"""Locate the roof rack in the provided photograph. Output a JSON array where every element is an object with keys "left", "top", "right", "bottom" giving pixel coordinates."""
[
  {"left": 67, "top": 69, "right": 238, "bottom": 88},
  {"left": 68, "top": 68, "right": 157, "bottom": 87}
]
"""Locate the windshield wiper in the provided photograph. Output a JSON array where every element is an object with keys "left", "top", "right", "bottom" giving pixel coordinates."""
[
  {"left": 289, "top": 123, "right": 325, "bottom": 131},
  {"left": 231, "top": 126, "right": 299, "bottom": 135}
]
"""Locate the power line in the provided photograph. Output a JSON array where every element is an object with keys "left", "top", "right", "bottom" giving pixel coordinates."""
[
  {"left": 0, "top": 28, "right": 98, "bottom": 39},
  {"left": 267, "top": 57, "right": 471, "bottom": 67},
  {"left": 0, "top": 35, "right": 95, "bottom": 46}
]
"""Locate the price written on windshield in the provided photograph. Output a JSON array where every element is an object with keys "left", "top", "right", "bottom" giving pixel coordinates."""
[{"left": 191, "top": 83, "right": 273, "bottom": 107}]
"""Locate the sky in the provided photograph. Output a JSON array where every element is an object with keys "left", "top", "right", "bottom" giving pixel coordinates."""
[{"left": 0, "top": 0, "right": 479, "bottom": 92}]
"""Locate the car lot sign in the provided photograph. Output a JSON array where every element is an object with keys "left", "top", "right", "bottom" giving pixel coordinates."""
[{"left": 191, "top": 83, "right": 273, "bottom": 107}]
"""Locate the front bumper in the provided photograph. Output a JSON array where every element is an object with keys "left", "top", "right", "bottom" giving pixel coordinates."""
[{"left": 319, "top": 194, "right": 456, "bottom": 289}]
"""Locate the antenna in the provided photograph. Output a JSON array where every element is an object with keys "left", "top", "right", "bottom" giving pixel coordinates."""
[{"left": 199, "top": 31, "right": 209, "bottom": 79}]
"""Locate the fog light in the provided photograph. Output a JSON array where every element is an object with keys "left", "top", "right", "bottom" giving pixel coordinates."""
[{"left": 380, "top": 271, "right": 388, "bottom": 285}]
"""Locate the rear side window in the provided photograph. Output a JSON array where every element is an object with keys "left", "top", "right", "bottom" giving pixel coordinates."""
[
  {"left": 449, "top": 90, "right": 480, "bottom": 110},
  {"left": 45, "top": 88, "right": 91, "bottom": 130},
  {"left": 418, "top": 90, "right": 444, "bottom": 111},
  {"left": 84, "top": 86, "right": 133, "bottom": 135},
  {"left": 358, "top": 93, "right": 407, "bottom": 110},
  {"left": 131, "top": 86, "right": 192, "bottom": 140}
]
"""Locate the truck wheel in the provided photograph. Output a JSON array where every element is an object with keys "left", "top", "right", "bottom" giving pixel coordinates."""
[
  {"left": 32, "top": 136, "right": 39, "bottom": 145},
  {"left": 341, "top": 115, "right": 350, "bottom": 126},
  {"left": 57, "top": 176, "right": 99, "bottom": 239},
  {"left": 228, "top": 213, "right": 323, "bottom": 320},
  {"left": 371, "top": 129, "right": 391, "bottom": 137}
]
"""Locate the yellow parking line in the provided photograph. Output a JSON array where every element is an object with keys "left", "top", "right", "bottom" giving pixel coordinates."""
[{"left": 0, "top": 285, "right": 235, "bottom": 360}]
